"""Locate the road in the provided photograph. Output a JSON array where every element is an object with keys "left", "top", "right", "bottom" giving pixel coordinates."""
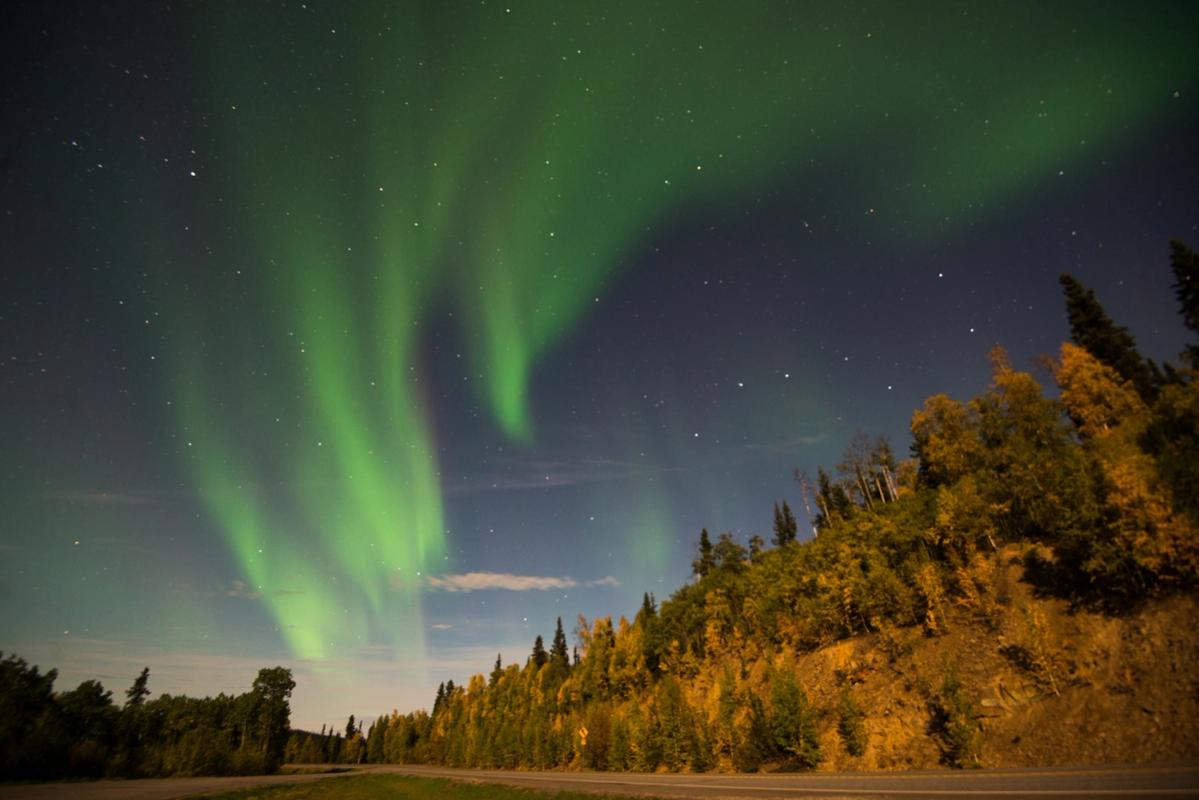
[{"left": 0, "top": 763, "right": 1194, "bottom": 799}]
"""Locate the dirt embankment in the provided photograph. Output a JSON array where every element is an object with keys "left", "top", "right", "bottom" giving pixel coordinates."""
[{"left": 796, "top": 552, "right": 1199, "bottom": 770}]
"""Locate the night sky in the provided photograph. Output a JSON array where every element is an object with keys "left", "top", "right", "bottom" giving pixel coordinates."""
[{"left": 2, "top": 1, "right": 1196, "bottom": 730}]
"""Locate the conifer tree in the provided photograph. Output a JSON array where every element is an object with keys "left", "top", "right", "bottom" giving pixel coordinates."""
[
  {"left": 530, "top": 635, "right": 548, "bottom": 668},
  {"left": 489, "top": 654, "right": 503, "bottom": 687},
  {"left": 124, "top": 667, "right": 150, "bottom": 707},
  {"left": 367, "top": 716, "right": 387, "bottom": 763},
  {"left": 550, "top": 618, "right": 570, "bottom": 671},
  {"left": 432, "top": 682, "right": 445, "bottom": 715},
  {"left": 1059, "top": 273, "right": 1154, "bottom": 400},
  {"left": 1170, "top": 240, "right": 1199, "bottom": 365},
  {"left": 637, "top": 593, "right": 662, "bottom": 676},
  {"left": 692, "top": 529, "right": 716, "bottom": 577},
  {"left": 772, "top": 501, "right": 798, "bottom": 546},
  {"left": 815, "top": 467, "right": 852, "bottom": 525},
  {"left": 639, "top": 592, "right": 657, "bottom": 621}
]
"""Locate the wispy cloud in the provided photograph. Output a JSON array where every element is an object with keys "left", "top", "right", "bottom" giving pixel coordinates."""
[
  {"left": 424, "top": 572, "right": 574, "bottom": 592},
  {"left": 408, "top": 571, "right": 619, "bottom": 593}
]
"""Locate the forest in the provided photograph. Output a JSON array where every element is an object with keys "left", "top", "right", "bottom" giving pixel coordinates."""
[
  {"left": 0, "top": 659, "right": 295, "bottom": 780},
  {"left": 292, "top": 241, "right": 1198, "bottom": 772}
]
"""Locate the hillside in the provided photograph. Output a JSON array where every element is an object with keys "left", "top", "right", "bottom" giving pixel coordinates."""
[{"left": 292, "top": 243, "right": 1199, "bottom": 772}]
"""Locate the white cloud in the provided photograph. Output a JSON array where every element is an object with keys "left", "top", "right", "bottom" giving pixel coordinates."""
[
  {"left": 422, "top": 572, "right": 578, "bottom": 593},
  {"left": 390, "top": 571, "right": 621, "bottom": 594}
]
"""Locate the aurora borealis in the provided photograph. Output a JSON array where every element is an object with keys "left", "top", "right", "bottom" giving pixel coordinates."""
[{"left": 2, "top": 1, "right": 1197, "bottom": 727}]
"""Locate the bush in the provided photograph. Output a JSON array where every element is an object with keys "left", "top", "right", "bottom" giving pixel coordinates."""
[
  {"left": 838, "top": 688, "right": 866, "bottom": 757},
  {"left": 928, "top": 667, "right": 980, "bottom": 768},
  {"left": 770, "top": 672, "right": 822, "bottom": 770}
]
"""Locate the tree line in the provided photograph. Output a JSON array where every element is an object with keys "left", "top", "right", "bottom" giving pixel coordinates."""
[
  {"left": 0, "top": 657, "right": 295, "bottom": 780},
  {"left": 294, "top": 240, "right": 1197, "bottom": 772}
]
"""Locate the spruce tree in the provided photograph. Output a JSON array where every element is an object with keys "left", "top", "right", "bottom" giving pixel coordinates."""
[
  {"left": 772, "top": 501, "right": 798, "bottom": 546},
  {"left": 432, "top": 682, "right": 445, "bottom": 714},
  {"left": 691, "top": 529, "right": 715, "bottom": 577},
  {"left": 639, "top": 592, "right": 657, "bottom": 621},
  {"left": 638, "top": 593, "right": 661, "bottom": 677},
  {"left": 1059, "top": 273, "right": 1154, "bottom": 400},
  {"left": 124, "top": 667, "right": 150, "bottom": 707},
  {"left": 815, "top": 466, "right": 852, "bottom": 525},
  {"left": 530, "top": 635, "right": 548, "bottom": 667},
  {"left": 550, "top": 617, "right": 570, "bottom": 671},
  {"left": 1170, "top": 240, "right": 1199, "bottom": 365},
  {"left": 490, "top": 654, "right": 503, "bottom": 687}
]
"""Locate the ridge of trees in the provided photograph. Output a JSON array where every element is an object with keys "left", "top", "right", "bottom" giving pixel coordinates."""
[
  {"left": 295, "top": 241, "right": 1197, "bottom": 773},
  {"left": 0, "top": 659, "right": 295, "bottom": 780}
]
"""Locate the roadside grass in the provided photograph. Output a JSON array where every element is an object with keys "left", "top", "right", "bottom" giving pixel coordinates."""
[{"left": 191, "top": 773, "right": 658, "bottom": 800}]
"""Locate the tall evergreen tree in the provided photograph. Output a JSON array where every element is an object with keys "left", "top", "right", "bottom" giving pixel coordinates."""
[
  {"left": 639, "top": 592, "right": 657, "bottom": 621},
  {"left": 692, "top": 529, "right": 715, "bottom": 577},
  {"left": 124, "top": 667, "right": 150, "bottom": 707},
  {"left": 637, "top": 593, "right": 662, "bottom": 677},
  {"left": 530, "top": 635, "right": 548, "bottom": 668},
  {"left": 550, "top": 617, "right": 570, "bottom": 671},
  {"left": 367, "top": 716, "right": 387, "bottom": 763},
  {"left": 772, "top": 501, "right": 798, "bottom": 546},
  {"left": 1059, "top": 273, "right": 1154, "bottom": 400},
  {"left": 489, "top": 654, "right": 503, "bottom": 687},
  {"left": 432, "top": 682, "right": 446, "bottom": 715},
  {"left": 1170, "top": 240, "right": 1199, "bottom": 365},
  {"left": 815, "top": 467, "right": 852, "bottom": 526}
]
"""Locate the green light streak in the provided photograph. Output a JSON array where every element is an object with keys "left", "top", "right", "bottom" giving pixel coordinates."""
[{"left": 160, "top": 2, "right": 1191, "bottom": 659}]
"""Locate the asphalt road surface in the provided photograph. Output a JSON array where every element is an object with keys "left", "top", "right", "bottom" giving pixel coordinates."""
[{"left": 0, "top": 763, "right": 1194, "bottom": 799}]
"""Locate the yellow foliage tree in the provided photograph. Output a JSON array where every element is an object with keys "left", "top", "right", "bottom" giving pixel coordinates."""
[{"left": 1057, "top": 343, "right": 1198, "bottom": 582}]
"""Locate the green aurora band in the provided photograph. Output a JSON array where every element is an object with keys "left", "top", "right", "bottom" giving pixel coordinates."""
[{"left": 163, "top": 2, "right": 1193, "bottom": 659}]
